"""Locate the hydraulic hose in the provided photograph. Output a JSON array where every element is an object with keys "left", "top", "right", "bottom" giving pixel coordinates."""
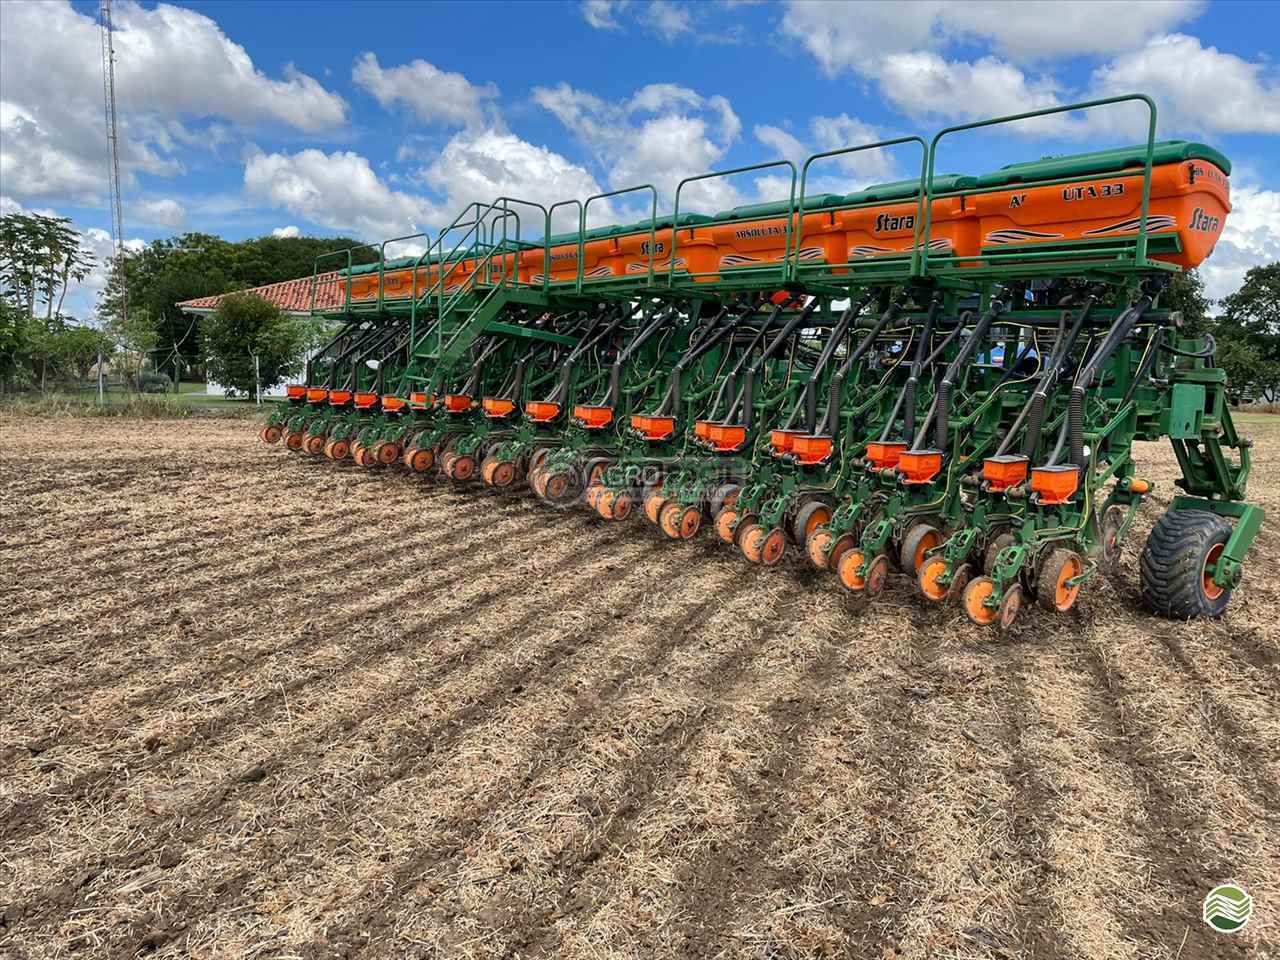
[
  {"left": 658, "top": 302, "right": 755, "bottom": 418},
  {"left": 603, "top": 305, "right": 677, "bottom": 407},
  {"left": 933, "top": 296, "right": 1006, "bottom": 454},
  {"left": 1066, "top": 291, "right": 1156, "bottom": 468},
  {"left": 814, "top": 295, "right": 908, "bottom": 436},
  {"left": 900, "top": 294, "right": 944, "bottom": 444},
  {"left": 723, "top": 297, "right": 821, "bottom": 423},
  {"left": 1002, "top": 293, "right": 1098, "bottom": 458},
  {"left": 799, "top": 291, "right": 878, "bottom": 434}
]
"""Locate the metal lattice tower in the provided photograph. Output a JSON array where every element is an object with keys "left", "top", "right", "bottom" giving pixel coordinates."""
[{"left": 100, "top": 0, "right": 127, "bottom": 321}]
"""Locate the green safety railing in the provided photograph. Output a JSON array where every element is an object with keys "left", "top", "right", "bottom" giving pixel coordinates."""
[
  {"left": 921, "top": 94, "right": 1162, "bottom": 276},
  {"left": 792, "top": 135, "right": 929, "bottom": 283},
  {"left": 670, "top": 159, "right": 797, "bottom": 288},
  {"left": 326, "top": 92, "right": 1187, "bottom": 322},
  {"left": 578, "top": 185, "right": 658, "bottom": 292},
  {"left": 546, "top": 200, "right": 582, "bottom": 291}
]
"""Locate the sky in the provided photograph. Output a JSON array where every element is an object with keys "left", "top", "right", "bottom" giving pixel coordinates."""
[{"left": 1, "top": 0, "right": 1278, "bottom": 319}]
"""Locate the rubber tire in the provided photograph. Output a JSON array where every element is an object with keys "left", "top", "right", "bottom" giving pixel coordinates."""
[
  {"left": 899, "top": 523, "right": 942, "bottom": 574},
  {"left": 1037, "top": 548, "right": 1084, "bottom": 613},
  {"left": 984, "top": 532, "right": 1016, "bottom": 576},
  {"left": 709, "top": 483, "right": 740, "bottom": 519},
  {"left": 583, "top": 457, "right": 611, "bottom": 487},
  {"left": 791, "top": 500, "right": 832, "bottom": 546},
  {"left": 1140, "top": 509, "right": 1233, "bottom": 619}
]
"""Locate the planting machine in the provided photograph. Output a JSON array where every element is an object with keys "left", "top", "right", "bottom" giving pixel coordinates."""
[{"left": 255, "top": 96, "right": 1262, "bottom": 627}]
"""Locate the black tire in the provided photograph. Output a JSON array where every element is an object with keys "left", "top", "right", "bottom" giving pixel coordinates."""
[
  {"left": 582, "top": 457, "right": 612, "bottom": 487},
  {"left": 1140, "top": 509, "right": 1233, "bottom": 619},
  {"left": 709, "top": 482, "right": 740, "bottom": 518},
  {"left": 790, "top": 498, "right": 832, "bottom": 545},
  {"left": 984, "top": 532, "right": 1015, "bottom": 576},
  {"left": 899, "top": 522, "right": 942, "bottom": 574}
]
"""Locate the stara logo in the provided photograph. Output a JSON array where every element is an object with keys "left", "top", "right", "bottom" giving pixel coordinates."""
[{"left": 1203, "top": 883, "right": 1253, "bottom": 933}]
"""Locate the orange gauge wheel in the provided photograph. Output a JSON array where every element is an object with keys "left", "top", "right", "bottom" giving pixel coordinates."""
[
  {"left": 760, "top": 528, "right": 786, "bottom": 566},
  {"left": 999, "top": 584, "right": 1023, "bottom": 630},
  {"left": 451, "top": 454, "right": 476, "bottom": 481},
  {"left": 1037, "top": 549, "right": 1085, "bottom": 612},
  {"left": 918, "top": 557, "right": 950, "bottom": 602},
  {"left": 837, "top": 549, "right": 867, "bottom": 592},
  {"left": 678, "top": 505, "right": 702, "bottom": 539},
  {"left": 596, "top": 489, "right": 616, "bottom": 519},
  {"left": 900, "top": 523, "right": 942, "bottom": 573},
  {"left": 864, "top": 554, "right": 890, "bottom": 597},
  {"left": 492, "top": 460, "right": 517, "bottom": 488},
  {"left": 714, "top": 508, "right": 738, "bottom": 544},
  {"left": 644, "top": 493, "right": 669, "bottom": 525},
  {"left": 962, "top": 576, "right": 1000, "bottom": 626},
  {"left": 611, "top": 491, "right": 634, "bottom": 521},
  {"left": 738, "top": 524, "right": 766, "bottom": 563},
  {"left": 828, "top": 534, "right": 857, "bottom": 573},
  {"left": 659, "top": 502, "right": 683, "bottom": 539},
  {"left": 806, "top": 529, "right": 833, "bottom": 569}
]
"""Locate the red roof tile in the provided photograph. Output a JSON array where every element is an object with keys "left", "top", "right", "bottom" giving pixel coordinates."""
[{"left": 177, "top": 271, "right": 343, "bottom": 313}]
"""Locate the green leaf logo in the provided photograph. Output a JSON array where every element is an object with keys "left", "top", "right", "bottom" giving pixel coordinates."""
[{"left": 1203, "top": 884, "right": 1253, "bottom": 933}]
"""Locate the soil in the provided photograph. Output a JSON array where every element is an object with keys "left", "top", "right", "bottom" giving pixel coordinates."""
[{"left": 1, "top": 414, "right": 1277, "bottom": 959}]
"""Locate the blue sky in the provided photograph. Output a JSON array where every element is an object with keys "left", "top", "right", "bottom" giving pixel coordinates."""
[{"left": 1, "top": 0, "right": 1277, "bottom": 317}]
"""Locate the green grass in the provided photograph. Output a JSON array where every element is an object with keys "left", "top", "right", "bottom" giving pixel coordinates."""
[
  {"left": 0, "top": 386, "right": 262, "bottom": 420},
  {"left": 1233, "top": 411, "right": 1280, "bottom": 430}
]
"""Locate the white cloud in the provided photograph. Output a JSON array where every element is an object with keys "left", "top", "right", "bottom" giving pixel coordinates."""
[
  {"left": 780, "top": 0, "right": 1202, "bottom": 72},
  {"left": 271, "top": 225, "right": 301, "bottom": 238},
  {"left": 754, "top": 114, "right": 895, "bottom": 189},
  {"left": 352, "top": 52, "right": 499, "bottom": 128},
  {"left": 780, "top": 2, "right": 1276, "bottom": 138},
  {"left": 421, "top": 129, "right": 604, "bottom": 235},
  {"left": 132, "top": 198, "right": 186, "bottom": 229},
  {"left": 643, "top": 0, "right": 693, "bottom": 41},
  {"left": 1200, "top": 186, "right": 1280, "bottom": 303},
  {"left": 0, "top": 195, "right": 60, "bottom": 218},
  {"left": 1091, "top": 33, "right": 1280, "bottom": 134},
  {"left": 581, "top": 0, "right": 725, "bottom": 42},
  {"left": 533, "top": 82, "right": 744, "bottom": 210},
  {"left": 0, "top": 100, "right": 110, "bottom": 202},
  {"left": 940, "top": 2, "right": 1204, "bottom": 62},
  {"left": 243, "top": 131, "right": 604, "bottom": 242},
  {"left": 582, "top": 0, "right": 629, "bottom": 29},
  {"left": 0, "top": 0, "right": 345, "bottom": 205},
  {"left": 243, "top": 148, "right": 439, "bottom": 240},
  {"left": 879, "top": 51, "right": 1066, "bottom": 127}
]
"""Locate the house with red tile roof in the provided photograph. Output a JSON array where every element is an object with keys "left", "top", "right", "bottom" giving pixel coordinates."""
[
  {"left": 175, "top": 271, "right": 341, "bottom": 317},
  {"left": 175, "top": 272, "right": 340, "bottom": 397}
]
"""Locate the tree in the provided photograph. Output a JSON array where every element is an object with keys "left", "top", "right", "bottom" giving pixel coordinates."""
[
  {"left": 56, "top": 324, "right": 116, "bottom": 382},
  {"left": 202, "top": 293, "right": 305, "bottom": 396},
  {"left": 1216, "top": 262, "right": 1280, "bottom": 401},
  {"left": 97, "top": 232, "right": 367, "bottom": 383},
  {"left": 1220, "top": 262, "right": 1280, "bottom": 346},
  {"left": 102, "top": 299, "right": 159, "bottom": 386},
  {"left": 0, "top": 213, "right": 95, "bottom": 319},
  {"left": 1164, "top": 269, "right": 1212, "bottom": 336}
]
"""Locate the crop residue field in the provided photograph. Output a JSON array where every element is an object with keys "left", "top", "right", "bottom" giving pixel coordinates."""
[{"left": 2, "top": 414, "right": 1278, "bottom": 959}]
